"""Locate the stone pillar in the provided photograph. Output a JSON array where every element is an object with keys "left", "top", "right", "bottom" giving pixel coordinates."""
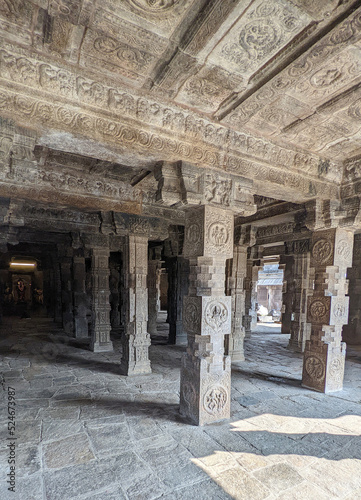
[
  {"left": 226, "top": 244, "right": 247, "bottom": 361},
  {"left": 121, "top": 235, "right": 151, "bottom": 375},
  {"left": 342, "top": 234, "right": 361, "bottom": 345},
  {"left": 90, "top": 247, "right": 113, "bottom": 352},
  {"left": 53, "top": 260, "right": 63, "bottom": 324},
  {"left": 72, "top": 256, "right": 89, "bottom": 338},
  {"left": 167, "top": 256, "right": 189, "bottom": 345},
  {"left": 180, "top": 206, "right": 233, "bottom": 425},
  {"left": 288, "top": 250, "right": 311, "bottom": 352},
  {"left": 302, "top": 228, "right": 353, "bottom": 393},
  {"left": 280, "top": 255, "right": 294, "bottom": 334},
  {"left": 244, "top": 258, "right": 259, "bottom": 337},
  {"left": 59, "top": 251, "right": 74, "bottom": 335},
  {"left": 147, "top": 246, "right": 162, "bottom": 336}
]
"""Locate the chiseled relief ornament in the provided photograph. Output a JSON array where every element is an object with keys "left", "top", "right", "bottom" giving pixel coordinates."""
[
  {"left": 183, "top": 298, "right": 200, "bottom": 334},
  {"left": 308, "top": 298, "right": 329, "bottom": 324},
  {"left": 311, "top": 238, "right": 333, "bottom": 265},
  {"left": 205, "top": 300, "right": 228, "bottom": 333},
  {"left": 128, "top": 0, "right": 177, "bottom": 11},
  {"left": 205, "top": 209, "right": 233, "bottom": 256},
  {"left": 203, "top": 386, "right": 228, "bottom": 416},
  {"left": 336, "top": 239, "right": 352, "bottom": 261},
  {"left": 305, "top": 355, "right": 325, "bottom": 381},
  {"left": 328, "top": 358, "right": 343, "bottom": 384}
]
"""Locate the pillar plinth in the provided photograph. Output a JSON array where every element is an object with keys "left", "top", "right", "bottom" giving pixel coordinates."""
[
  {"left": 180, "top": 205, "right": 233, "bottom": 425},
  {"left": 121, "top": 235, "right": 151, "bottom": 376},
  {"left": 302, "top": 228, "right": 353, "bottom": 393},
  {"left": 90, "top": 247, "right": 113, "bottom": 353}
]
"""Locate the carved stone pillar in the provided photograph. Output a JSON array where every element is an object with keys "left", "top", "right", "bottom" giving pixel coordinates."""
[
  {"left": 53, "top": 259, "right": 62, "bottom": 324},
  {"left": 180, "top": 206, "right": 233, "bottom": 425},
  {"left": 226, "top": 244, "right": 247, "bottom": 361},
  {"left": 280, "top": 255, "right": 294, "bottom": 334},
  {"left": 59, "top": 249, "right": 74, "bottom": 335},
  {"left": 302, "top": 228, "right": 353, "bottom": 393},
  {"left": 342, "top": 234, "right": 361, "bottom": 345},
  {"left": 167, "top": 256, "right": 189, "bottom": 345},
  {"left": 121, "top": 235, "right": 151, "bottom": 375},
  {"left": 288, "top": 248, "right": 311, "bottom": 352},
  {"left": 147, "top": 246, "right": 162, "bottom": 336},
  {"left": 244, "top": 258, "right": 259, "bottom": 337},
  {"left": 72, "top": 256, "right": 89, "bottom": 338},
  {"left": 90, "top": 247, "right": 113, "bottom": 352}
]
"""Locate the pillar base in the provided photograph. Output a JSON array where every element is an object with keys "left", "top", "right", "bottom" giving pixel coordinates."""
[
  {"left": 231, "top": 351, "right": 245, "bottom": 362},
  {"left": 91, "top": 341, "right": 113, "bottom": 352},
  {"left": 180, "top": 355, "right": 231, "bottom": 426},
  {"left": 120, "top": 360, "right": 151, "bottom": 376},
  {"left": 302, "top": 343, "right": 346, "bottom": 393}
]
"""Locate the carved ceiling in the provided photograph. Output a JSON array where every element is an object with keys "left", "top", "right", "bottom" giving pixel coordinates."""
[{"left": 1, "top": 0, "right": 361, "bottom": 211}]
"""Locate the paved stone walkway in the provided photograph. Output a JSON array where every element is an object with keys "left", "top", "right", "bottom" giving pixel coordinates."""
[{"left": 1, "top": 317, "right": 361, "bottom": 500}]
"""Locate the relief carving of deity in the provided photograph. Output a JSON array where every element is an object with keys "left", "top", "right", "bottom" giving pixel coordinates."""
[
  {"left": 208, "top": 222, "right": 228, "bottom": 247},
  {"left": 205, "top": 301, "right": 228, "bottom": 332},
  {"left": 204, "top": 386, "right": 228, "bottom": 415}
]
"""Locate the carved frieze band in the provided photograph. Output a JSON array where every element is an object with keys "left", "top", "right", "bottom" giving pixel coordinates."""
[{"left": 0, "top": 42, "right": 340, "bottom": 197}]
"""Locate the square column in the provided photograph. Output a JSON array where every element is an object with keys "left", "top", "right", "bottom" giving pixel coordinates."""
[
  {"left": 90, "top": 247, "right": 113, "bottom": 352},
  {"left": 226, "top": 244, "right": 247, "bottom": 361},
  {"left": 180, "top": 206, "right": 233, "bottom": 425},
  {"left": 302, "top": 228, "right": 353, "bottom": 393},
  {"left": 121, "top": 235, "right": 151, "bottom": 375},
  {"left": 342, "top": 234, "right": 361, "bottom": 345},
  {"left": 167, "top": 256, "right": 189, "bottom": 345},
  {"left": 147, "top": 246, "right": 162, "bottom": 336},
  {"left": 73, "top": 256, "right": 89, "bottom": 338},
  {"left": 59, "top": 254, "right": 74, "bottom": 335},
  {"left": 288, "top": 250, "right": 311, "bottom": 352}
]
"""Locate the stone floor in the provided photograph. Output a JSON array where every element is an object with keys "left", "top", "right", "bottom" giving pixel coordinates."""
[{"left": 1, "top": 315, "right": 361, "bottom": 500}]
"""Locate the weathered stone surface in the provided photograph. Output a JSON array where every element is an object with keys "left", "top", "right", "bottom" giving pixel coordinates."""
[{"left": 44, "top": 433, "right": 95, "bottom": 469}]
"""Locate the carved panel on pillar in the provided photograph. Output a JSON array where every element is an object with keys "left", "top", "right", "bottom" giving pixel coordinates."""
[
  {"left": 302, "top": 228, "right": 353, "bottom": 393},
  {"left": 90, "top": 247, "right": 113, "bottom": 352},
  {"left": 180, "top": 205, "right": 233, "bottom": 425},
  {"left": 343, "top": 234, "right": 361, "bottom": 345}
]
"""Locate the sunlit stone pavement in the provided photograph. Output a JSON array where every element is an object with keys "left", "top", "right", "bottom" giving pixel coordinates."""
[{"left": 1, "top": 317, "right": 361, "bottom": 500}]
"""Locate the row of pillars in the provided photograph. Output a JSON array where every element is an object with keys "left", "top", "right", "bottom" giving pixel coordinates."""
[{"left": 55, "top": 209, "right": 358, "bottom": 426}]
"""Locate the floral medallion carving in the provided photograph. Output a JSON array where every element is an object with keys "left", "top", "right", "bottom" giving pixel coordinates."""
[
  {"left": 205, "top": 300, "right": 228, "bottom": 332},
  {"left": 305, "top": 355, "right": 325, "bottom": 381},
  {"left": 311, "top": 238, "right": 332, "bottom": 265},
  {"left": 204, "top": 386, "right": 228, "bottom": 415}
]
